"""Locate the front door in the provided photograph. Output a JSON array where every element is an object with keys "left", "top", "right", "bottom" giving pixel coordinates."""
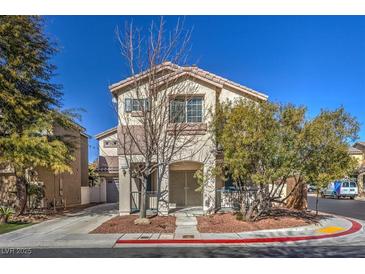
[
  {"left": 170, "top": 171, "right": 185, "bottom": 207},
  {"left": 185, "top": 171, "right": 202, "bottom": 206},
  {"left": 169, "top": 170, "right": 202, "bottom": 207}
]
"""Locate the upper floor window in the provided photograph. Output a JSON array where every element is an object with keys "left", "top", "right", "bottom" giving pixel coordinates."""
[
  {"left": 170, "top": 96, "right": 203, "bottom": 123},
  {"left": 104, "top": 140, "right": 118, "bottom": 148},
  {"left": 125, "top": 98, "right": 149, "bottom": 112}
]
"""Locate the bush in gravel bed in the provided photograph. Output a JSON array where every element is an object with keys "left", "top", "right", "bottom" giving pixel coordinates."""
[{"left": 0, "top": 206, "right": 15, "bottom": 224}]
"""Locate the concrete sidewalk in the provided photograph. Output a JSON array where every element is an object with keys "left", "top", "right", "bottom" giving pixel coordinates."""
[
  {"left": 0, "top": 205, "right": 362, "bottom": 249},
  {"left": 115, "top": 215, "right": 362, "bottom": 247},
  {"left": 0, "top": 203, "right": 119, "bottom": 248}
]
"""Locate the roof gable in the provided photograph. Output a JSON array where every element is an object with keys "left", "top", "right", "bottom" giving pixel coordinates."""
[
  {"left": 109, "top": 62, "right": 268, "bottom": 101},
  {"left": 95, "top": 127, "right": 117, "bottom": 140},
  {"left": 349, "top": 146, "right": 363, "bottom": 155},
  {"left": 354, "top": 142, "right": 365, "bottom": 152}
]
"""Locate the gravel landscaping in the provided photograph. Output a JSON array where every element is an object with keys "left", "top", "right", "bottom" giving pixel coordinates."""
[
  {"left": 91, "top": 215, "right": 176, "bottom": 234},
  {"left": 197, "top": 210, "right": 320, "bottom": 233}
]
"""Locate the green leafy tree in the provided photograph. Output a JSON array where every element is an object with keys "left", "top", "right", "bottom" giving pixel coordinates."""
[
  {"left": 212, "top": 100, "right": 358, "bottom": 221},
  {"left": 88, "top": 163, "right": 100, "bottom": 187},
  {"left": 0, "top": 16, "right": 76, "bottom": 214},
  {"left": 288, "top": 107, "right": 359, "bottom": 213}
]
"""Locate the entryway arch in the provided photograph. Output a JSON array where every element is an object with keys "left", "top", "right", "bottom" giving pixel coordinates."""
[{"left": 169, "top": 161, "right": 203, "bottom": 208}]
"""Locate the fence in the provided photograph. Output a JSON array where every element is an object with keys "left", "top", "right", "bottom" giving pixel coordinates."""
[
  {"left": 215, "top": 189, "right": 241, "bottom": 209},
  {"left": 131, "top": 191, "right": 158, "bottom": 212},
  {"left": 81, "top": 181, "right": 106, "bottom": 205}
]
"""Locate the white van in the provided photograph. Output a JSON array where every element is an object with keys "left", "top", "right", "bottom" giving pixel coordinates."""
[{"left": 320, "top": 180, "right": 358, "bottom": 199}]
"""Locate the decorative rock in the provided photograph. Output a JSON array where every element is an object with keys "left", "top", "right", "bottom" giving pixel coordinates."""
[{"left": 134, "top": 218, "right": 151, "bottom": 225}]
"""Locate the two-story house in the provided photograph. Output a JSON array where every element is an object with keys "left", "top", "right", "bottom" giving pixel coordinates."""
[
  {"left": 350, "top": 142, "right": 365, "bottom": 195},
  {"left": 96, "top": 62, "right": 268, "bottom": 215},
  {"left": 95, "top": 126, "right": 119, "bottom": 203}
]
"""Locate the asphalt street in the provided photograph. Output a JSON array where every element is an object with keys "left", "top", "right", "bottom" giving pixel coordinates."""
[
  {"left": 307, "top": 195, "right": 365, "bottom": 220},
  {"left": 2, "top": 246, "right": 365, "bottom": 258}
]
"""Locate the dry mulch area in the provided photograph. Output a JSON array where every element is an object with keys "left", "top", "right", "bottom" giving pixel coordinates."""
[
  {"left": 197, "top": 209, "right": 322, "bottom": 233},
  {"left": 91, "top": 215, "right": 176, "bottom": 234},
  {"left": 10, "top": 214, "right": 50, "bottom": 224},
  {"left": 10, "top": 203, "right": 104, "bottom": 224}
]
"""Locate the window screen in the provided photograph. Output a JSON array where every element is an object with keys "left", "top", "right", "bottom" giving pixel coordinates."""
[
  {"left": 125, "top": 98, "right": 149, "bottom": 112},
  {"left": 170, "top": 97, "right": 203, "bottom": 123},
  {"left": 187, "top": 98, "right": 203, "bottom": 122},
  {"left": 170, "top": 98, "right": 186, "bottom": 123}
]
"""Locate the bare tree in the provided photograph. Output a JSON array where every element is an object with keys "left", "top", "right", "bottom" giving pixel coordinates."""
[{"left": 114, "top": 17, "right": 209, "bottom": 220}]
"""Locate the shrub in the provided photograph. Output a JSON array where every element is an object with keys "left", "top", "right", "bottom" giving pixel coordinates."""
[
  {"left": 27, "top": 182, "right": 45, "bottom": 209},
  {"left": 0, "top": 206, "right": 15, "bottom": 224},
  {"left": 235, "top": 212, "right": 245, "bottom": 221}
]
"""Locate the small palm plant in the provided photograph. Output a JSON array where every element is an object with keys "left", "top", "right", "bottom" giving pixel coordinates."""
[{"left": 0, "top": 206, "right": 15, "bottom": 224}]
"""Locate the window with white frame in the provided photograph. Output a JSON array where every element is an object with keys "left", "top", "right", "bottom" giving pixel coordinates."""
[
  {"left": 170, "top": 96, "right": 203, "bottom": 123},
  {"left": 125, "top": 98, "right": 149, "bottom": 112}
]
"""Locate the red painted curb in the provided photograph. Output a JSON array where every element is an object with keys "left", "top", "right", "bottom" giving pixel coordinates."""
[{"left": 116, "top": 218, "right": 362, "bottom": 245}]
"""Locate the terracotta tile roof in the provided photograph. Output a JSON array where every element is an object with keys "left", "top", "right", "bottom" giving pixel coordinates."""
[
  {"left": 349, "top": 147, "right": 363, "bottom": 155},
  {"left": 109, "top": 62, "right": 268, "bottom": 101}
]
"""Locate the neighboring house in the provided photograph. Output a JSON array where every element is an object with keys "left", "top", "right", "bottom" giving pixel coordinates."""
[
  {"left": 100, "top": 62, "right": 268, "bottom": 215},
  {"left": 0, "top": 124, "right": 89, "bottom": 209},
  {"left": 350, "top": 142, "right": 365, "bottom": 195},
  {"left": 95, "top": 127, "right": 119, "bottom": 203}
]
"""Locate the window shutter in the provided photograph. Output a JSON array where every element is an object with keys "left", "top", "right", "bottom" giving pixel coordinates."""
[{"left": 125, "top": 98, "right": 132, "bottom": 112}]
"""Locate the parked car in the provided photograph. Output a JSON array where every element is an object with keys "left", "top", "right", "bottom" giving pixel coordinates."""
[
  {"left": 307, "top": 184, "right": 317, "bottom": 193},
  {"left": 320, "top": 180, "right": 358, "bottom": 199}
]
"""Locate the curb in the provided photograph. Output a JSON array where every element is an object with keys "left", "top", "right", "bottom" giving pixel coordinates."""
[{"left": 115, "top": 218, "right": 362, "bottom": 245}]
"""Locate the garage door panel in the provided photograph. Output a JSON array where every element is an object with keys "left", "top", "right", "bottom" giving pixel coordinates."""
[{"left": 106, "top": 179, "right": 119, "bottom": 203}]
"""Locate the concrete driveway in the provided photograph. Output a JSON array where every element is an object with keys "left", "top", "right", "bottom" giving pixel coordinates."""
[{"left": 0, "top": 203, "right": 120, "bottom": 248}]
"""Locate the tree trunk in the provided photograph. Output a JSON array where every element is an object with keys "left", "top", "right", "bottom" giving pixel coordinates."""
[
  {"left": 15, "top": 175, "right": 27, "bottom": 216},
  {"left": 286, "top": 179, "right": 308, "bottom": 210},
  {"left": 315, "top": 190, "right": 319, "bottom": 216},
  {"left": 244, "top": 206, "right": 255, "bottom": 221},
  {"left": 139, "top": 176, "right": 148, "bottom": 219}
]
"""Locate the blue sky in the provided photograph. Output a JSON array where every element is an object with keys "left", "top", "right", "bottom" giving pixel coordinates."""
[{"left": 44, "top": 16, "right": 365, "bottom": 162}]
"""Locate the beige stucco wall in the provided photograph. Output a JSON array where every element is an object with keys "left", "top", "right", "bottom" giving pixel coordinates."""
[
  {"left": 351, "top": 154, "right": 364, "bottom": 167},
  {"left": 220, "top": 86, "right": 247, "bottom": 103},
  {"left": 36, "top": 125, "right": 86, "bottom": 206},
  {"left": 116, "top": 78, "right": 217, "bottom": 163},
  {"left": 98, "top": 132, "right": 118, "bottom": 157},
  {"left": 349, "top": 151, "right": 365, "bottom": 195}
]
